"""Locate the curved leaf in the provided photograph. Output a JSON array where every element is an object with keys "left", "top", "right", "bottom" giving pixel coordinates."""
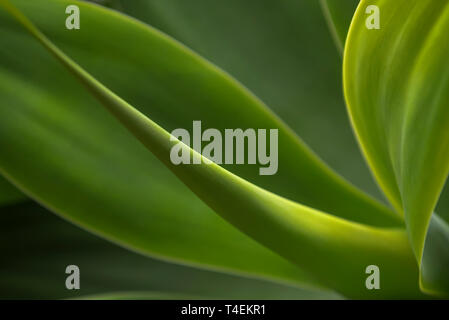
[
  {"left": 0, "top": 0, "right": 406, "bottom": 292},
  {"left": 344, "top": 0, "right": 449, "bottom": 295},
  {"left": 0, "top": 201, "right": 338, "bottom": 299},
  {"left": 115, "top": 0, "right": 398, "bottom": 226},
  {"left": 1, "top": 0, "right": 428, "bottom": 298},
  {"left": 0, "top": 0, "right": 319, "bottom": 289},
  {"left": 345, "top": 0, "right": 449, "bottom": 260}
]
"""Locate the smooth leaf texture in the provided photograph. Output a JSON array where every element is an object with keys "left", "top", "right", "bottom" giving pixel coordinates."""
[
  {"left": 0, "top": 201, "right": 339, "bottom": 299},
  {"left": 0, "top": 0, "right": 427, "bottom": 298},
  {"left": 0, "top": 0, "right": 406, "bottom": 293},
  {"left": 0, "top": 0, "right": 317, "bottom": 289},
  {"left": 421, "top": 215, "right": 449, "bottom": 297},
  {"left": 344, "top": 0, "right": 449, "bottom": 295},
  {"left": 115, "top": 0, "right": 388, "bottom": 209},
  {"left": 11, "top": 0, "right": 399, "bottom": 228},
  {"left": 320, "top": 0, "right": 449, "bottom": 225}
]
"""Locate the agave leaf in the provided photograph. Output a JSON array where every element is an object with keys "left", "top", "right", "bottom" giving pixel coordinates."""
[
  {"left": 344, "top": 0, "right": 449, "bottom": 294},
  {"left": 1, "top": 0, "right": 428, "bottom": 298},
  {"left": 319, "top": 0, "right": 359, "bottom": 53},
  {"left": 0, "top": 0, "right": 318, "bottom": 289},
  {"left": 322, "top": 0, "right": 449, "bottom": 298},
  {"left": 1, "top": 202, "right": 338, "bottom": 299},
  {"left": 114, "top": 0, "right": 396, "bottom": 225},
  {"left": 321, "top": 0, "right": 449, "bottom": 226},
  {"left": 0, "top": 75, "right": 317, "bottom": 291},
  {"left": 0, "top": 0, "right": 405, "bottom": 291},
  {"left": 344, "top": 0, "right": 449, "bottom": 258},
  {"left": 344, "top": 1, "right": 449, "bottom": 260}
]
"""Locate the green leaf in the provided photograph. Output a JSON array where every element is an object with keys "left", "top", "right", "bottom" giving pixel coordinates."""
[
  {"left": 1, "top": 0, "right": 428, "bottom": 298},
  {"left": 320, "top": 0, "right": 360, "bottom": 53},
  {"left": 0, "top": 201, "right": 339, "bottom": 299},
  {"left": 115, "top": 0, "right": 396, "bottom": 225},
  {"left": 0, "top": 0, "right": 319, "bottom": 290},
  {"left": 420, "top": 215, "right": 449, "bottom": 297},
  {"left": 0, "top": 0, "right": 406, "bottom": 293},
  {"left": 344, "top": 0, "right": 449, "bottom": 294}
]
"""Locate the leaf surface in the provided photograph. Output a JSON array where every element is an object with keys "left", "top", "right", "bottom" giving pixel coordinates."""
[
  {"left": 0, "top": 202, "right": 339, "bottom": 299},
  {"left": 0, "top": 0, "right": 319, "bottom": 289},
  {"left": 115, "top": 0, "right": 393, "bottom": 220},
  {"left": 0, "top": 0, "right": 429, "bottom": 298},
  {"left": 0, "top": 0, "right": 408, "bottom": 292},
  {"left": 344, "top": 0, "right": 449, "bottom": 295}
]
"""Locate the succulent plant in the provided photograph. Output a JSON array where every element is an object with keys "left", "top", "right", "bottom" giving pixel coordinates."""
[{"left": 0, "top": 0, "right": 448, "bottom": 299}]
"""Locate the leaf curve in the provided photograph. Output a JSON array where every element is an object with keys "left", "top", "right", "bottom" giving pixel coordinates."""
[
  {"left": 1, "top": 201, "right": 338, "bottom": 300},
  {"left": 344, "top": 0, "right": 449, "bottom": 295},
  {"left": 114, "top": 0, "right": 399, "bottom": 227},
  {"left": 0, "top": 0, "right": 428, "bottom": 298},
  {"left": 344, "top": 0, "right": 449, "bottom": 261},
  {"left": 0, "top": 0, "right": 409, "bottom": 293},
  {"left": 0, "top": 0, "right": 318, "bottom": 289}
]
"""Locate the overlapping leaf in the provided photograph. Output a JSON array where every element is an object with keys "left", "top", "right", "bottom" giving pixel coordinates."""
[
  {"left": 0, "top": 0, "right": 408, "bottom": 294},
  {"left": 344, "top": 0, "right": 449, "bottom": 295},
  {"left": 0, "top": 0, "right": 428, "bottom": 298},
  {"left": 1, "top": 201, "right": 339, "bottom": 299},
  {"left": 0, "top": 0, "right": 318, "bottom": 290},
  {"left": 4, "top": 0, "right": 444, "bottom": 298},
  {"left": 115, "top": 0, "right": 386, "bottom": 208}
]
